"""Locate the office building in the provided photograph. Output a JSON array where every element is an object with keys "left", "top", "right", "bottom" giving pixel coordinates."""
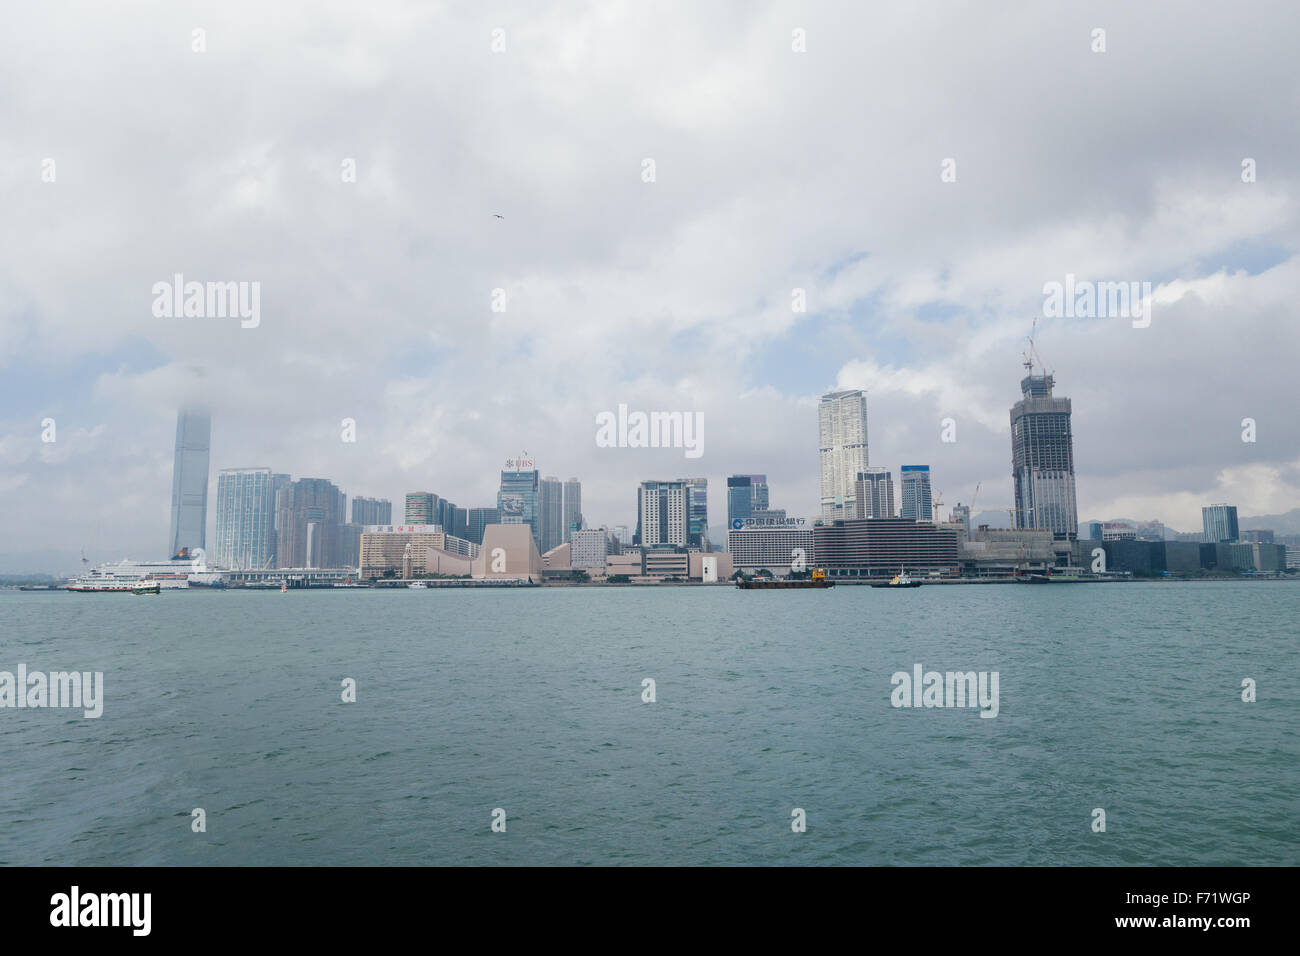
[
  {"left": 726, "top": 474, "right": 769, "bottom": 528},
  {"left": 214, "top": 467, "right": 276, "bottom": 570},
  {"left": 405, "top": 492, "right": 438, "bottom": 526},
  {"left": 819, "top": 389, "right": 869, "bottom": 524},
  {"left": 466, "top": 507, "right": 496, "bottom": 545},
  {"left": 358, "top": 525, "right": 477, "bottom": 578},
  {"left": 540, "top": 476, "right": 565, "bottom": 554},
  {"left": 899, "top": 465, "right": 933, "bottom": 521},
  {"left": 727, "top": 525, "right": 815, "bottom": 576},
  {"left": 563, "top": 478, "right": 583, "bottom": 543},
  {"left": 498, "top": 461, "right": 541, "bottom": 546},
  {"left": 1010, "top": 373, "right": 1078, "bottom": 541},
  {"left": 854, "top": 468, "right": 895, "bottom": 519},
  {"left": 685, "top": 477, "right": 708, "bottom": 549},
  {"left": 814, "top": 517, "right": 960, "bottom": 578},
  {"left": 1240, "top": 529, "right": 1274, "bottom": 544},
  {"left": 1202, "top": 504, "right": 1239, "bottom": 543},
  {"left": 351, "top": 497, "right": 392, "bottom": 526},
  {"left": 167, "top": 407, "right": 211, "bottom": 557},
  {"left": 636, "top": 480, "right": 686, "bottom": 546}
]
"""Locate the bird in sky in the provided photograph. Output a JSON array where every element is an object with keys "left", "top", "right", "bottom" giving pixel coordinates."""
[{"left": 493, "top": 213, "right": 504, "bottom": 219}]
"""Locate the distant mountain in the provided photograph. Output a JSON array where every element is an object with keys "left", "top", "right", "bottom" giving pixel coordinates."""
[{"left": 1239, "top": 508, "right": 1300, "bottom": 534}]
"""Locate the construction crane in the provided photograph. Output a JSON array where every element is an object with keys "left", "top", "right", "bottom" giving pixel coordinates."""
[
  {"left": 931, "top": 490, "right": 945, "bottom": 522},
  {"left": 1023, "top": 316, "right": 1053, "bottom": 378}
]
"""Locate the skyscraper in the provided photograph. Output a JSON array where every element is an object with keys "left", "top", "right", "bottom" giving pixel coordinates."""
[
  {"left": 854, "top": 468, "right": 895, "bottom": 519},
  {"left": 214, "top": 467, "right": 276, "bottom": 570},
  {"left": 1010, "top": 373, "right": 1078, "bottom": 541},
  {"left": 167, "top": 407, "right": 210, "bottom": 558},
  {"left": 899, "top": 466, "right": 933, "bottom": 521},
  {"left": 498, "top": 458, "right": 540, "bottom": 546},
  {"left": 405, "top": 492, "right": 437, "bottom": 526},
  {"left": 684, "top": 477, "right": 708, "bottom": 548},
  {"left": 727, "top": 474, "right": 769, "bottom": 527},
  {"left": 636, "top": 480, "right": 686, "bottom": 546},
  {"left": 467, "top": 507, "right": 496, "bottom": 545},
  {"left": 562, "top": 478, "right": 583, "bottom": 543},
  {"left": 539, "top": 476, "right": 564, "bottom": 553},
  {"left": 351, "top": 497, "right": 392, "bottom": 526},
  {"left": 276, "top": 478, "right": 346, "bottom": 568},
  {"left": 1202, "top": 504, "right": 1239, "bottom": 543},
  {"left": 819, "top": 389, "right": 869, "bottom": 524}
]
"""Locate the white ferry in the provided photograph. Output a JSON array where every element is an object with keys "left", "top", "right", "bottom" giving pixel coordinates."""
[{"left": 66, "top": 557, "right": 223, "bottom": 592}]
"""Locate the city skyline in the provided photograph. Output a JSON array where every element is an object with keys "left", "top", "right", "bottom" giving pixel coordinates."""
[{"left": 4, "top": 4, "right": 1300, "bottom": 568}]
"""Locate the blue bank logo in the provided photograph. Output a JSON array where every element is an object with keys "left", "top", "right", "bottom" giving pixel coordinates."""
[{"left": 731, "top": 518, "right": 743, "bottom": 530}]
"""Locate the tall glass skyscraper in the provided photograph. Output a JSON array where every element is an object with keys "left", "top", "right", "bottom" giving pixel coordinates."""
[
  {"left": 1011, "top": 374, "right": 1078, "bottom": 541},
  {"left": 215, "top": 468, "right": 276, "bottom": 570},
  {"left": 899, "top": 466, "right": 933, "bottom": 521},
  {"left": 685, "top": 477, "right": 708, "bottom": 548},
  {"left": 539, "top": 477, "right": 565, "bottom": 554},
  {"left": 1202, "top": 504, "right": 1239, "bottom": 543},
  {"left": 562, "top": 478, "right": 583, "bottom": 544},
  {"left": 727, "top": 474, "right": 768, "bottom": 527},
  {"left": 168, "top": 407, "right": 211, "bottom": 558},
  {"left": 498, "top": 462, "right": 540, "bottom": 546},
  {"left": 819, "top": 390, "right": 868, "bottom": 524}
]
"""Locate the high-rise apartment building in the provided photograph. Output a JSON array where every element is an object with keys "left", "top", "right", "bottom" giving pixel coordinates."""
[
  {"left": 276, "top": 478, "right": 346, "bottom": 568},
  {"left": 351, "top": 497, "right": 392, "bottom": 526},
  {"left": 168, "top": 407, "right": 211, "bottom": 557},
  {"left": 854, "top": 467, "right": 895, "bottom": 519},
  {"left": 819, "top": 389, "right": 869, "bottom": 524},
  {"left": 1010, "top": 374, "right": 1078, "bottom": 541},
  {"left": 1202, "top": 504, "right": 1240, "bottom": 543},
  {"left": 635, "top": 480, "right": 686, "bottom": 546},
  {"left": 899, "top": 465, "right": 933, "bottom": 521},
  {"left": 214, "top": 467, "right": 276, "bottom": 570}
]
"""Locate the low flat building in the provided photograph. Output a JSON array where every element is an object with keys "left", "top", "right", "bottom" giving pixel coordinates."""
[
  {"left": 727, "top": 522, "right": 814, "bottom": 576},
  {"left": 359, "top": 525, "right": 477, "bottom": 578},
  {"left": 814, "top": 518, "right": 960, "bottom": 579},
  {"left": 961, "top": 527, "right": 1056, "bottom": 576}
]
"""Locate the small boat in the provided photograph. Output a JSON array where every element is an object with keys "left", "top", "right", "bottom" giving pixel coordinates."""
[
  {"left": 131, "top": 582, "right": 161, "bottom": 595},
  {"left": 279, "top": 582, "right": 288, "bottom": 593},
  {"left": 872, "top": 569, "right": 922, "bottom": 589},
  {"left": 736, "top": 568, "right": 834, "bottom": 589},
  {"left": 407, "top": 581, "right": 428, "bottom": 589}
]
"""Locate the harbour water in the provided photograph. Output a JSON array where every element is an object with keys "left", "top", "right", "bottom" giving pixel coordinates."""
[{"left": 1, "top": 582, "right": 1295, "bottom": 865}]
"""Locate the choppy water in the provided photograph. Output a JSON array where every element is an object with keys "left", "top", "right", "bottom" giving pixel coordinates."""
[{"left": 1, "top": 582, "right": 1296, "bottom": 865}]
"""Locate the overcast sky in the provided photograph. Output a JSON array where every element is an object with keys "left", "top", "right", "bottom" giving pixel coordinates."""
[{"left": 2, "top": 0, "right": 1297, "bottom": 567}]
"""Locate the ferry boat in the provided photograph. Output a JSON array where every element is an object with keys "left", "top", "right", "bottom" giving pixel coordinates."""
[
  {"left": 872, "top": 569, "right": 922, "bottom": 589},
  {"left": 736, "top": 568, "right": 834, "bottom": 589},
  {"left": 66, "top": 557, "right": 221, "bottom": 592},
  {"left": 131, "top": 582, "right": 161, "bottom": 595},
  {"left": 407, "top": 581, "right": 428, "bottom": 589}
]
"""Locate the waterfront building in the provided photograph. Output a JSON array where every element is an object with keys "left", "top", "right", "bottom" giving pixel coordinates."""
[
  {"left": 635, "top": 480, "right": 687, "bottom": 546},
  {"left": 351, "top": 497, "right": 392, "bottom": 526},
  {"left": 727, "top": 525, "right": 815, "bottom": 575},
  {"left": 854, "top": 467, "right": 895, "bottom": 519},
  {"left": 819, "top": 389, "right": 869, "bottom": 524},
  {"left": 570, "top": 528, "right": 609, "bottom": 570},
  {"left": 1010, "top": 373, "right": 1078, "bottom": 541},
  {"left": 1202, "top": 504, "right": 1239, "bottom": 543},
  {"left": 214, "top": 467, "right": 276, "bottom": 570},
  {"left": 899, "top": 465, "right": 933, "bottom": 521},
  {"left": 813, "top": 517, "right": 960, "bottom": 578},
  {"left": 472, "top": 524, "right": 542, "bottom": 583},
  {"left": 167, "top": 407, "right": 211, "bottom": 557},
  {"left": 358, "top": 524, "right": 476, "bottom": 578}
]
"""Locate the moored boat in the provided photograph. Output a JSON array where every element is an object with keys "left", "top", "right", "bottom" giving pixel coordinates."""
[{"left": 736, "top": 569, "right": 833, "bottom": 589}]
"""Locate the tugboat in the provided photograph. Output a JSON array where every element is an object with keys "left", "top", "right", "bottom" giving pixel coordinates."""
[
  {"left": 872, "top": 569, "right": 922, "bottom": 589},
  {"left": 736, "top": 568, "right": 834, "bottom": 589}
]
